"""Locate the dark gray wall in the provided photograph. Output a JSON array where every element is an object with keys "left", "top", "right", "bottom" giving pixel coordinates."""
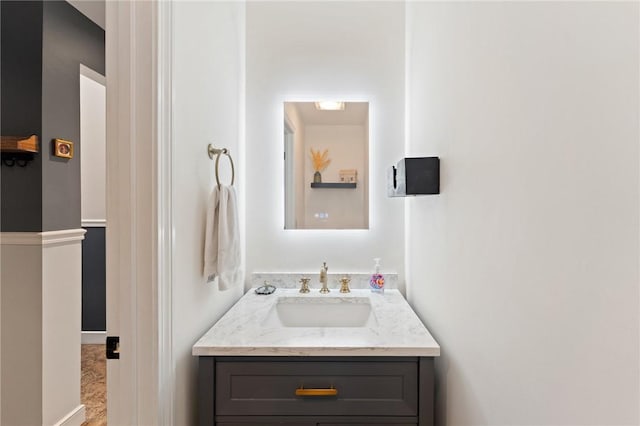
[
  {"left": 82, "top": 227, "right": 106, "bottom": 331},
  {"left": 0, "top": 1, "right": 105, "bottom": 232},
  {"left": 41, "top": 1, "right": 105, "bottom": 231},
  {"left": 0, "top": 1, "right": 44, "bottom": 231}
]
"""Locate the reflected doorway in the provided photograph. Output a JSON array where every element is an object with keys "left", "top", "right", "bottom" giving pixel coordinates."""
[{"left": 80, "top": 64, "right": 107, "bottom": 426}]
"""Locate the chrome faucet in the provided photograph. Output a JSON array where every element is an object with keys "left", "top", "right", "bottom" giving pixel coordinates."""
[{"left": 319, "top": 262, "right": 329, "bottom": 293}]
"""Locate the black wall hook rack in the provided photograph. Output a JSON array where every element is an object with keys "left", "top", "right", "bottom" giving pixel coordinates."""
[{"left": 1, "top": 152, "right": 36, "bottom": 167}]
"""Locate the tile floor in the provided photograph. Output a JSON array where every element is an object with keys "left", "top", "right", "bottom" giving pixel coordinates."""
[{"left": 81, "top": 344, "right": 107, "bottom": 426}]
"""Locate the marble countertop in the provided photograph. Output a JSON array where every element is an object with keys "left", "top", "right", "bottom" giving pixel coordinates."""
[{"left": 192, "top": 288, "right": 440, "bottom": 357}]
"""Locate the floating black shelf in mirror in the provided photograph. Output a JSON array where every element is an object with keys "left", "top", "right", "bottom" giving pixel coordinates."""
[{"left": 310, "top": 182, "right": 357, "bottom": 189}]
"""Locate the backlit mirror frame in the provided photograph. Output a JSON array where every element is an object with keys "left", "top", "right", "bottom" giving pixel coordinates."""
[{"left": 283, "top": 101, "right": 370, "bottom": 230}]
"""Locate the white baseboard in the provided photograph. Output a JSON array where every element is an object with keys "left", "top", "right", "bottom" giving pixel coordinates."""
[
  {"left": 53, "top": 404, "right": 85, "bottom": 426},
  {"left": 82, "top": 331, "right": 106, "bottom": 345},
  {"left": 82, "top": 219, "right": 107, "bottom": 228}
]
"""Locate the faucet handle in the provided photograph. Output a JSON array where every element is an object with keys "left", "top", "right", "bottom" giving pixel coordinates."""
[
  {"left": 339, "top": 276, "right": 351, "bottom": 293},
  {"left": 299, "top": 277, "right": 311, "bottom": 293}
]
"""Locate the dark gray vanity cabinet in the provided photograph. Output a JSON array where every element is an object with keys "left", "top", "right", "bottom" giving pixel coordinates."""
[{"left": 198, "top": 356, "right": 434, "bottom": 426}]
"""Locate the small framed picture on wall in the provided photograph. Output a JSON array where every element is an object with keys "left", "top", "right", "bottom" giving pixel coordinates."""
[{"left": 53, "top": 138, "right": 74, "bottom": 159}]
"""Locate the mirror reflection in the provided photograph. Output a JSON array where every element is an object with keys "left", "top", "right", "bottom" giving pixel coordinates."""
[{"left": 284, "top": 101, "right": 369, "bottom": 229}]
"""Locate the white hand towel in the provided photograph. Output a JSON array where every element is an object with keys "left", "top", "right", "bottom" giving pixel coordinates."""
[{"left": 204, "top": 184, "right": 241, "bottom": 290}]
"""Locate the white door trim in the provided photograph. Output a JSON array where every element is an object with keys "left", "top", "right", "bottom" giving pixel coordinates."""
[
  {"left": 106, "top": 1, "right": 173, "bottom": 424},
  {"left": 157, "top": 0, "right": 174, "bottom": 424}
]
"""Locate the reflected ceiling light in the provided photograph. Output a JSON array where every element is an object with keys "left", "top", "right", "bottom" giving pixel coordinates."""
[{"left": 315, "top": 101, "right": 345, "bottom": 111}]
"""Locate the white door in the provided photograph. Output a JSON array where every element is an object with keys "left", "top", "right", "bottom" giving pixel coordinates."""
[{"left": 105, "top": 1, "right": 173, "bottom": 424}]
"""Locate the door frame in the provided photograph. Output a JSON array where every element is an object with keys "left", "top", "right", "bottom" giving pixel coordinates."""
[
  {"left": 106, "top": 1, "right": 173, "bottom": 424},
  {"left": 284, "top": 118, "right": 295, "bottom": 229}
]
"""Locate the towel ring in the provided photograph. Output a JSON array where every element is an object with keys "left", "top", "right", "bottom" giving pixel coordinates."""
[{"left": 207, "top": 144, "right": 235, "bottom": 188}]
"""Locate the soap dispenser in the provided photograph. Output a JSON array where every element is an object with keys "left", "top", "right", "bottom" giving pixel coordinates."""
[{"left": 369, "top": 258, "right": 385, "bottom": 294}]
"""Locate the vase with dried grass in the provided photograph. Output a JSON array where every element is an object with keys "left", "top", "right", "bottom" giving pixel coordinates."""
[{"left": 310, "top": 148, "right": 331, "bottom": 183}]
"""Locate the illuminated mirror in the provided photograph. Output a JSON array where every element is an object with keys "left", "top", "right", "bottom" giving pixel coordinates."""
[{"left": 284, "top": 101, "right": 369, "bottom": 229}]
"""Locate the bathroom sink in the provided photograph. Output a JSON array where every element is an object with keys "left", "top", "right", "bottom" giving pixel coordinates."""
[
  {"left": 193, "top": 288, "right": 441, "bottom": 357},
  {"left": 266, "top": 296, "right": 376, "bottom": 327}
]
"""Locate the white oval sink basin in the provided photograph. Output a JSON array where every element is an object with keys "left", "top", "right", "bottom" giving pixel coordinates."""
[{"left": 266, "top": 296, "right": 376, "bottom": 327}]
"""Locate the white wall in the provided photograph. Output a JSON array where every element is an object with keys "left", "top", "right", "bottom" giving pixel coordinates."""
[
  {"left": 246, "top": 2, "right": 405, "bottom": 280},
  {"left": 42, "top": 238, "right": 84, "bottom": 425},
  {"left": 80, "top": 71, "right": 106, "bottom": 223},
  {"left": 1, "top": 232, "right": 86, "bottom": 426},
  {"left": 67, "top": 0, "right": 105, "bottom": 30},
  {"left": 1, "top": 244, "right": 42, "bottom": 426},
  {"left": 406, "top": 2, "right": 639, "bottom": 425},
  {"left": 172, "top": 2, "right": 245, "bottom": 425},
  {"left": 304, "top": 125, "right": 367, "bottom": 229}
]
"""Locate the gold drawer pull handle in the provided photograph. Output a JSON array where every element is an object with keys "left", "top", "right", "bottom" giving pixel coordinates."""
[{"left": 295, "top": 387, "right": 338, "bottom": 397}]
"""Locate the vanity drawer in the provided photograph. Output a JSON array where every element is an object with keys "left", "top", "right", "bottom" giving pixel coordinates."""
[{"left": 215, "top": 360, "right": 418, "bottom": 416}]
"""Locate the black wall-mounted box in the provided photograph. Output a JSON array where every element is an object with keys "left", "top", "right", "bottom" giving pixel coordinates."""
[{"left": 387, "top": 157, "right": 440, "bottom": 197}]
